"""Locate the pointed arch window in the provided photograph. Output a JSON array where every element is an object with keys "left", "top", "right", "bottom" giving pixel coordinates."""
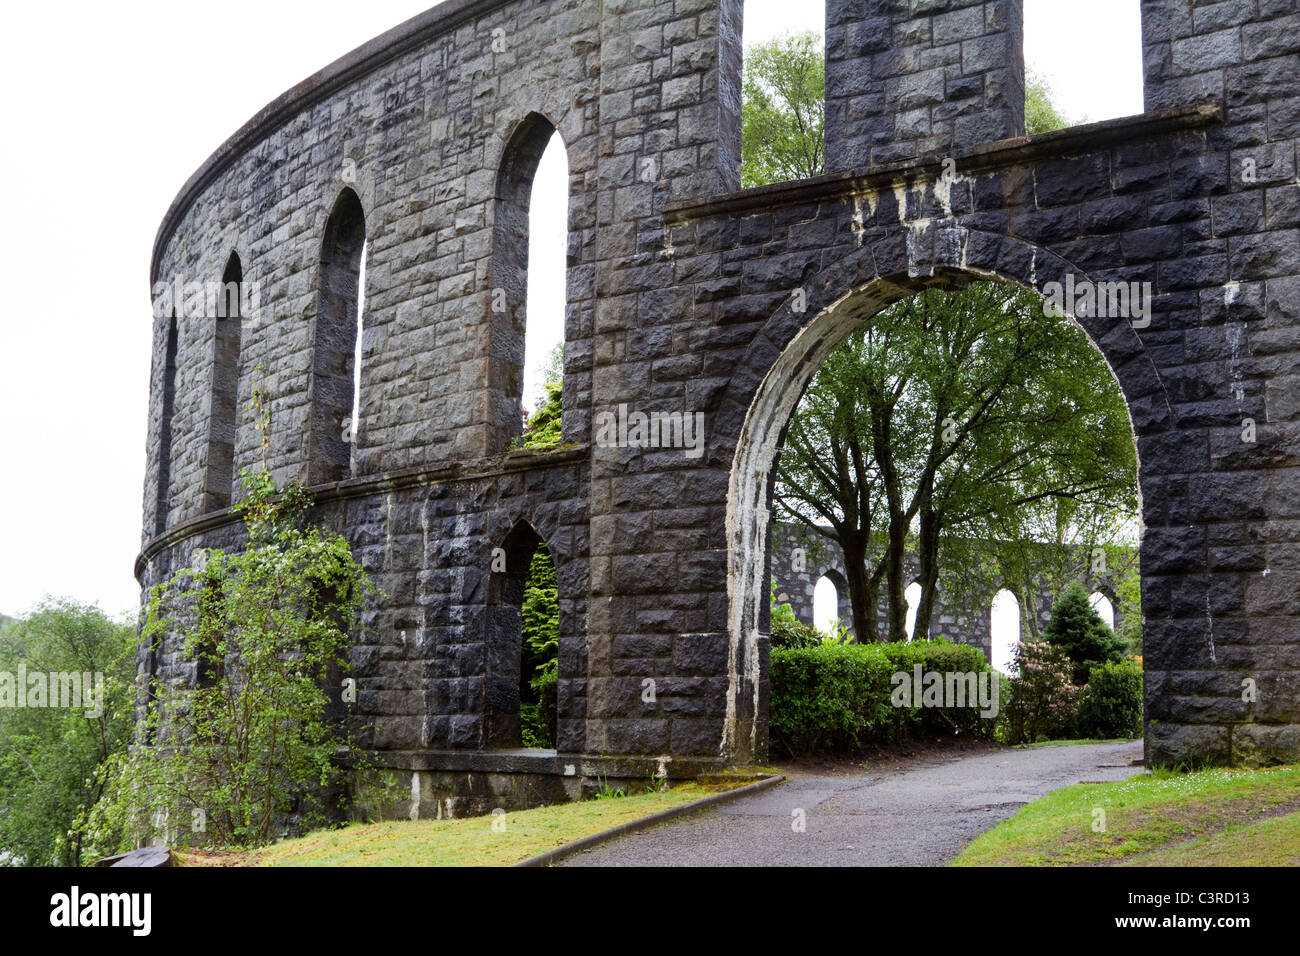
[
  {"left": 155, "top": 311, "right": 179, "bottom": 536},
  {"left": 308, "top": 188, "right": 366, "bottom": 484},
  {"left": 205, "top": 251, "right": 244, "bottom": 510}
]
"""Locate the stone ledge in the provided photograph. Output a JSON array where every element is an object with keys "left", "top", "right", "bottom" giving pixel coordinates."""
[
  {"left": 663, "top": 100, "right": 1224, "bottom": 225},
  {"left": 134, "top": 442, "right": 590, "bottom": 581},
  {"left": 375, "top": 748, "right": 728, "bottom": 779}
]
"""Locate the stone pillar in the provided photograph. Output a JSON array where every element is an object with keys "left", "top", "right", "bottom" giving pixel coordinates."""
[
  {"left": 580, "top": 0, "right": 743, "bottom": 759},
  {"left": 825, "top": 0, "right": 1024, "bottom": 172},
  {"left": 1140, "top": 0, "right": 1300, "bottom": 766}
]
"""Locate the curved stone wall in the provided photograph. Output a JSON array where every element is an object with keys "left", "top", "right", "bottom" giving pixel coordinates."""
[{"left": 140, "top": 0, "right": 1300, "bottom": 784}]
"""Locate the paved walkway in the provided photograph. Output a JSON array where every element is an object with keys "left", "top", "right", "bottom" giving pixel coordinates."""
[{"left": 562, "top": 741, "right": 1144, "bottom": 866}]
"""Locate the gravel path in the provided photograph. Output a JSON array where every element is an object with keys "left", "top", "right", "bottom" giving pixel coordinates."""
[{"left": 561, "top": 741, "right": 1145, "bottom": 867}]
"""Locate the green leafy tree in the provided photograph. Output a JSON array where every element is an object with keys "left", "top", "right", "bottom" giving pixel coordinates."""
[
  {"left": 741, "top": 32, "right": 825, "bottom": 187},
  {"left": 1043, "top": 583, "right": 1125, "bottom": 685},
  {"left": 520, "top": 341, "right": 564, "bottom": 450},
  {"left": 0, "top": 601, "right": 134, "bottom": 865},
  {"left": 520, "top": 543, "right": 558, "bottom": 747},
  {"left": 1025, "top": 70, "right": 1075, "bottom": 135},
  {"left": 82, "top": 384, "right": 377, "bottom": 852},
  {"left": 1078, "top": 658, "right": 1143, "bottom": 739},
  {"left": 775, "top": 284, "right": 1138, "bottom": 643},
  {"left": 521, "top": 383, "right": 562, "bottom": 449},
  {"left": 742, "top": 44, "right": 1067, "bottom": 187},
  {"left": 1114, "top": 559, "right": 1143, "bottom": 655}
]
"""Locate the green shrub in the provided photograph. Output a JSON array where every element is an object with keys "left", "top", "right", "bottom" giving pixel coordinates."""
[
  {"left": 769, "top": 642, "right": 895, "bottom": 756},
  {"left": 770, "top": 615, "right": 824, "bottom": 650},
  {"left": 768, "top": 586, "right": 826, "bottom": 649},
  {"left": 81, "top": 468, "right": 376, "bottom": 853},
  {"left": 769, "top": 637, "right": 998, "bottom": 757},
  {"left": 1044, "top": 583, "right": 1125, "bottom": 685},
  {"left": 879, "top": 639, "right": 998, "bottom": 739},
  {"left": 1077, "top": 659, "right": 1143, "bottom": 739}
]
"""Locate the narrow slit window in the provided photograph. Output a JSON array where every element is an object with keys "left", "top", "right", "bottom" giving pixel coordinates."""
[
  {"left": 740, "top": 1, "right": 826, "bottom": 188},
  {"left": 308, "top": 188, "right": 366, "bottom": 485},
  {"left": 904, "top": 581, "right": 923, "bottom": 641},
  {"left": 813, "top": 574, "right": 838, "bottom": 635},
  {"left": 155, "top": 311, "right": 179, "bottom": 536},
  {"left": 485, "top": 521, "right": 558, "bottom": 750},
  {"left": 206, "top": 252, "right": 244, "bottom": 510},
  {"left": 1089, "top": 591, "right": 1115, "bottom": 630},
  {"left": 1023, "top": 0, "right": 1143, "bottom": 133},
  {"left": 490, "top": 114, "right": 570, "bottom": 452},
  {"left": 991, "top": 589, "right": 1021, "bottom": 674}
]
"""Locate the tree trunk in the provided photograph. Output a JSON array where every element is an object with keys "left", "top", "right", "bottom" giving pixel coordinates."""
[
  {"left": 884, "top": 513, "right": 909, "bottom": 642},
  {"left": 1021, "top": 581, "right": 1041, "bottom": 640},
  {"left": 912, "top": 502, "right": 942, "bottom": 641},
  {"left": 841, "top": 531, "right": 878, "bottom": 642}
]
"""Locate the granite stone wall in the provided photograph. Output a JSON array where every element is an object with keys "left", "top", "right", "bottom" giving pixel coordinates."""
[{"left": 139, "top": 0, "right": 1300, "bottom": 792}]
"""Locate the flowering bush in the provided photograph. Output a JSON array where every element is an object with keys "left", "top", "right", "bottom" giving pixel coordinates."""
[{"left": 1001, "top": 640, "right": 1080, "bottom": 744}]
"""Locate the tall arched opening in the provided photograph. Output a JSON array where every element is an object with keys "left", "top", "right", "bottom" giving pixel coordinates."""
[{"left": 724, "top": 250, "right": 1154, "bottom": 762}]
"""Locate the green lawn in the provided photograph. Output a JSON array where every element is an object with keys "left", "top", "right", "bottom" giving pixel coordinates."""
[
  {"left": 953, "top": 764, "right": 1300, "bottom": 866},
  {"left": 1118, "top": 810, "right": 1300, "bottom": 867},
  {"left": 178, "top": 781, "right": 728, "bottom": 867}
]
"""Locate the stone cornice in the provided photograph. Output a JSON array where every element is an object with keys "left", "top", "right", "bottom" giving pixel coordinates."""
[
  {"left": 134, "top": 442, "right": 589, "bottom": 581},
  {"left": 663, "top": 100, "right": 1224, "bottom": 225}
]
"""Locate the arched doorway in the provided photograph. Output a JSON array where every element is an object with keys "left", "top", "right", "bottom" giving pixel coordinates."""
[{"left": 722, "top": 244, "right": 1157, "bottom": 762}]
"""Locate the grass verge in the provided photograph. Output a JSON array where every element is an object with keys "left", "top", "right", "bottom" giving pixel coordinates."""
[
  {"left": 952, "top": 764, "right": 1300, "bottom": 866},
  {"left": 177, "top": 781, "right": 735, "bottom": 867},
  {"left": 1117, "top": 810, "right": 1300, "bottom": 866}
]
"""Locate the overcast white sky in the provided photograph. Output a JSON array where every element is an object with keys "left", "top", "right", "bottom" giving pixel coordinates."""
[{"left": 0, "top": 0, "right": 1142, "bottom": 621}]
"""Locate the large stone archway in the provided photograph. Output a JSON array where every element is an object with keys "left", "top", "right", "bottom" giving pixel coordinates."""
[{"left": 720, "top": 246, "right": 1156, "bottom": 762}]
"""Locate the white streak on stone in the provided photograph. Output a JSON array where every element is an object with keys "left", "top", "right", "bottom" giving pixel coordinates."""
[
  {"left": 894, "top": 179, "right": 909, "bottom": 223},
  {"left": 384, "top": 492, "right": 395, "bottom": 571},
  {"left": 1206, "top": 594, "right": 1217, "bottom": 665},
  {"left": 1227, "top": 321, "right": 1246, "bottom": 402}
]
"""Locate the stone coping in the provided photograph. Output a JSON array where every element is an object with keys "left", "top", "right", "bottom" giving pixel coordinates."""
[
  {"left": 373, "top": 748, "right": 730, "bottom": 778},
  {"left": 135, "top": 442, "right": 589, "bottom": 581},
  {"left": 663, "top": 100, "right": 1224, "bottom": 224}
]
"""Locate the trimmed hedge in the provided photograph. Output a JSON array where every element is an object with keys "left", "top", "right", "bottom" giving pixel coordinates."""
[
  {"left": 769, "top": 638, "right": 998, "bottom": 757},
  {"left": 770, "top": 614, "right": 824, "bottom": 650}
]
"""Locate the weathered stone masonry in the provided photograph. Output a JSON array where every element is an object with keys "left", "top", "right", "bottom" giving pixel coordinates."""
[{"left": 139, "top": 0, "right": 1300, "bottom": 812}]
